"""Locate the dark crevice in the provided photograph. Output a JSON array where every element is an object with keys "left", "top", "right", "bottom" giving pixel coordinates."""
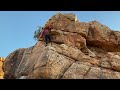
[
  {"left": 83, "top": 67, "right": 91, "bottom": 79},
  {"left": 61, "top": 61, "right": 75, "bottom": 79},
  {"left": 50, "top": 48, "right": 78, "bottom": 61}
]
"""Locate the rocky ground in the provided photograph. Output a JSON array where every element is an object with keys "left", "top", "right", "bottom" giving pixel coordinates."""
[{"left": 3, "top": 13, "right": 120, "bottom": 79}]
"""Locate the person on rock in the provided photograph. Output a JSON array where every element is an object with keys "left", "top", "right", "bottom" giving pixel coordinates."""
[{"left": 39, "top": 26, "right": 52, "bottom": 46}]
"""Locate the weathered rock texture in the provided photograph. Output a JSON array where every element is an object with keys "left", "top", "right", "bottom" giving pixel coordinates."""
[
  {"left": 0, "top": 57, "right": 5, "bottom": 79},
  {"left": 3, "top": 13, "right": 120, "bottom": 79}
]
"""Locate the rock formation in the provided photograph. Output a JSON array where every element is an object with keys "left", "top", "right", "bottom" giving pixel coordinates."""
[
  {"left": 0, "top": 57, "right": 5, "bottom": 79},
  {"left": 3, "top": 13, "right": 120, "bottom": 79}
]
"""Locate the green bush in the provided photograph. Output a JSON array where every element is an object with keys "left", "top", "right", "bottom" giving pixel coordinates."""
[{"left": 33, "top": 26, "right": 43, "bottom": 41}]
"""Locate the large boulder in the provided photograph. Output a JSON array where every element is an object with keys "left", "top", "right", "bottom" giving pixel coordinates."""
[
  {"left": 87, "top": 21, "right": 120, "bottom": 51},
  {"left": 3, "top": 48, "right": 26, "bottom": 79},
  {"left": 50, "top": 29, "right": 86, "bottom": 49},
  {"left": 3, "top": 13, "right": 120, "bottom": 79},
  {"left": 45, "top": 13, "right": 89, "bottom": 38}
]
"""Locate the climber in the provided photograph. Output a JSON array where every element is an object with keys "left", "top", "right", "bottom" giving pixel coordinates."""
[{"left": 39, "top": 26, "right": 53, "bottom": 46}]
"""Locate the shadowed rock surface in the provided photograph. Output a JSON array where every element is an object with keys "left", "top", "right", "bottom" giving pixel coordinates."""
[{"left": 3, "top": 13, "right": 120, "bottom": 79}]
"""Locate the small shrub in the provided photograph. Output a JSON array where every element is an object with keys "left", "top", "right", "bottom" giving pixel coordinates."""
[{"left": 33, "top": 26, "right": 43, "bottom": 41}]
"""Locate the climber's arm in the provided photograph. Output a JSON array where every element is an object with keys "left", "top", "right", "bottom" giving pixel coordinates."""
[{"left": 38, "top": 30, "right": 44, "bottom": 41}]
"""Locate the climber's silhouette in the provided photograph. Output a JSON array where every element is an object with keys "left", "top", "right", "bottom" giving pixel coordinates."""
[{"left": 39, "top": 26, "right": 53, "bottom": 46}]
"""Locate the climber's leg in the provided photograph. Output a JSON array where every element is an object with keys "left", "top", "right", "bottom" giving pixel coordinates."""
[
  {"left": 45, "top": 35, "right": 48, "bottom": 46},
  {"left": 48, "top": 34, "right": 51, "bottom": 43}
]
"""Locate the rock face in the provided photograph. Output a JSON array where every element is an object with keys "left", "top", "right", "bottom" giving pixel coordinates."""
[
  {"left": 3, "top": 13, "right": 120, "bottom": 79},
  {"left": 0, "top": 57, "right": 5, "bottom": 79},
  {"left": 87, "top": 21, "right": 120, "bottom": 51}
]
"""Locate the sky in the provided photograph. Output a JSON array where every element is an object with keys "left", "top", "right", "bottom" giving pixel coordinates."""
[{"left": 0, "top": 11, "right": 120, "bottom": 58}]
